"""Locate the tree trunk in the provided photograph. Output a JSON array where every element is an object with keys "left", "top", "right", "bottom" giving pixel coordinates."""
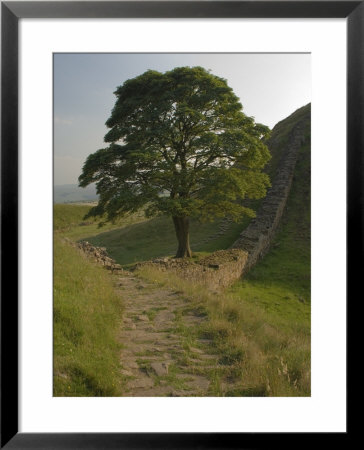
[{"left": 172, "top": 216, "right": 192, "bottom": 258}]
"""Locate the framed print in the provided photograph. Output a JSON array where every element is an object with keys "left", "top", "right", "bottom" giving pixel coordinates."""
[{"left": 1, "top": 1, "right": 358, "bottom": 448}]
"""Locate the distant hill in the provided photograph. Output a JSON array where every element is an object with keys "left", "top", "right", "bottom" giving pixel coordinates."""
[{"left": 54, "top": 184, "right": 98, "bottom": 203}]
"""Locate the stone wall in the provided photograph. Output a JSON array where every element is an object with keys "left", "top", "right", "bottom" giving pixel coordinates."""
[
  {"left": 135, "top": 249, "right": 248, "bottom": 291},
  {"left": 70, "top": 234, "right": 248, "bottom": 290},
  {"left": 64, "top": 238, "right": 123, "bottom": 273},
  {"left": 230, "top": 115, "right": 310, "bottom": 273}
]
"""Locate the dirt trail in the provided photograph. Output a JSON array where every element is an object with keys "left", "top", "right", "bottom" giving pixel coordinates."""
[{"left": 115, "top": 271, "right": 223, "bottom": 397}]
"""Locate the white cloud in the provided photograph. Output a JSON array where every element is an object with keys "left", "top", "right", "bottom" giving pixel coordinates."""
[{"left": 54, "top": 115, "right": 72, "bottom": 126}]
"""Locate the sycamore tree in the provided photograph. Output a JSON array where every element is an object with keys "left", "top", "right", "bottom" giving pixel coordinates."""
[{"left": 79, "top": 66, "right": 271, "bottom": 258}]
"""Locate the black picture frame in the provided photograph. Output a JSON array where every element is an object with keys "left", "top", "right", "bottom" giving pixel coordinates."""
[{"left": 1, "top": 1, "right": 358, "bottom": 448}]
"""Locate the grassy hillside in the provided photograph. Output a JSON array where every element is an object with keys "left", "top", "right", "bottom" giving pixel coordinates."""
[
  {"left": 55, "top": 205, "right": 248, "bottom": 267},
  {"left": 54, "top": 236, "right": 124, "bottom": 396},
  {"left": 265, "top": 104, "right": 311, "bottom": 179},
  {"left": 54, "top": 203, "right": 147, "bottom": 241},
  {"left": 54, "top": 204, "right": 98, "bottom": 231},
  {"left": 86, "top": 216, "right": 247, "bottom": 266}
]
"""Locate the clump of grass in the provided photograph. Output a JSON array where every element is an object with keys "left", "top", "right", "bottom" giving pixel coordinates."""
[
  {"left": 154, "top": 364, "right": 190, "bottom": 391},
  {"left": 53, "top": 236, "right": 124, "bottom": 396}
]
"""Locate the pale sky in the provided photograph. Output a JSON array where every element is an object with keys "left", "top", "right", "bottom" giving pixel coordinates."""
[{"left": 54, "top": 53, "right": 311, "bottom": 185}]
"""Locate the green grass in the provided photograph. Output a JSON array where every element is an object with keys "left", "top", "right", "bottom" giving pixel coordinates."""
[
  {"left": 53, "top": 236, "right": 124, "bottom": 396},
  {"left": 85, "top": 215, "right": 247, "bottom": 266},
  {"left": 154, "top": 364, "right": 191, "bottom": 392},
  {"left": 54, "top": 203, "right": 247, "bottom": 263},
  {"left": 54, "top": 203, "right": 98, "bottom": 231},
  {"left": 54, "top": 203, "right": 148, "bottom": 241}
]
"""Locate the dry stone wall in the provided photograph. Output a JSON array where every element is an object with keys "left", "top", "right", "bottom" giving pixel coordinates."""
[
  {"left": 69, "top": 234, "right": 248, "bottom": 290},
  {"left": 64, "top": 238, "right": 123, "bottom": 273},
  {"left": 135, "top": 249, "right": 248, "bottom": 290},
  {"left": 230, "top": 115, "right": 310, "bottom": 273}
]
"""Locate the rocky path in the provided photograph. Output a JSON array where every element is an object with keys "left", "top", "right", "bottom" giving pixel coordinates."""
[{"left": 115, "top": 272, "right": 222, "bottom": 397}]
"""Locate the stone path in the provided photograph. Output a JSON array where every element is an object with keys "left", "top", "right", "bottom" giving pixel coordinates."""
[{"left": 115, "top": 272, "right": 224, "bottom": 397}]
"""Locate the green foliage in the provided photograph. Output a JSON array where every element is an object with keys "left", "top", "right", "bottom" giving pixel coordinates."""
[
  {"left": 53, "top": 236, "right": 124, "bottom": 396},
  {"left": 79, "top": 66, "right": 271, "bottom": 231}
]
